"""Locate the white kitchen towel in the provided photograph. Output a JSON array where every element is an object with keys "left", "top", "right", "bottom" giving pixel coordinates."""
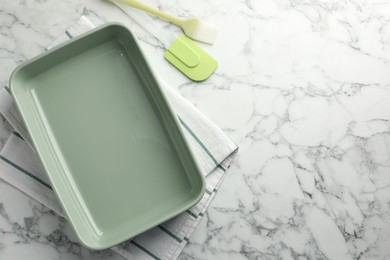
[{"left": 0, "top": 16, "right": 238, "bottom": 260}]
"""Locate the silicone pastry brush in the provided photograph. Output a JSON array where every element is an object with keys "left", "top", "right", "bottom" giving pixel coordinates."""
[
  {"left": 113, "top": 1, "right": 218, "bottom": 81},
  {"left": 115, "top": 0, "right": 219, "bottom": 44}
]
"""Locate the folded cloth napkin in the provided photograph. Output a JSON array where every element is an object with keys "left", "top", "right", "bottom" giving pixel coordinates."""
[{"left": 0, "top": 16, "right": 238, "bottom": 260}]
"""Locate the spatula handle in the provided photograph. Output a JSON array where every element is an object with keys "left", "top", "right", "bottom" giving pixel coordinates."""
[
  {"left": 114, "top": 1, "right": 175, "bottom": 48},
  {"left": 116, "top": 0, "right": 184, "bottom": 25}
]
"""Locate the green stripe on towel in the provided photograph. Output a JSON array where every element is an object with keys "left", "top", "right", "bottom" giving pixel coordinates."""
[
  {"left": 0, "top": 155, "right": 52, "bottom": 190},
  {"left": 131, "top": 240, "right": 161, "bottom": 260},
  {"left": 218, "top": 164, "right": 226, "bottom": 171},
  {"left": 12, "top": 131, "right": 24, "bottom": 141},
  {"left": 178, "top": 117, "right": 219, "bottom": 166},
  {"left": 65, "top": 30, "right": 73, "bottom": 39},
  {"left": 158, "top": 225, "right": 182, "bottom": 243},
  {"left": 186, "top": 210, "right": 197, "bottom": 219}
]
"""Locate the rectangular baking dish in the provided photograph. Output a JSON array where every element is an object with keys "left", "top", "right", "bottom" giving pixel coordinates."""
[{"left": 9, "top": 23, "right": 205, "bottom": 250}]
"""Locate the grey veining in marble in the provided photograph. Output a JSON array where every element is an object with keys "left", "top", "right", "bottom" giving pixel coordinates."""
[{"left": 1, "top": 0, "right": 390, "bottom": 259}]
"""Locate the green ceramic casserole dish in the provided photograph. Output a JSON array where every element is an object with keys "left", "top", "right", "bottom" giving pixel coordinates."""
[{"left": 9, "top": 23, "right": 205, "bottom": 250}]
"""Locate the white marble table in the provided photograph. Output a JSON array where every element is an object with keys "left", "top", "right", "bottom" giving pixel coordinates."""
[{"left": 1, "top": 0, "right": 390, "bottom": 259}]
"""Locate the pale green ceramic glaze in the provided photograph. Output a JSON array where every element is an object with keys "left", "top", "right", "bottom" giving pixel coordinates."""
[{"left": 10, "top": 23, "right": 205, "bottom": 250}]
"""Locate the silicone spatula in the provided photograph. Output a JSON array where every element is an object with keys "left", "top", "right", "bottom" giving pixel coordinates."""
[{"left": 114, "top": 1, "right": 218, "bottom": 81}]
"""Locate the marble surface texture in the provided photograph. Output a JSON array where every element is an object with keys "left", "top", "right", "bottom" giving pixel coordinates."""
[{"left": 1, "top": 0, "right": 390, "bottom": 259}]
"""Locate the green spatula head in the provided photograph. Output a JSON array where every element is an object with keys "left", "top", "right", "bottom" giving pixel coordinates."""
[{"left": 164, "top": 34, "right": 218, "bottom": 81}]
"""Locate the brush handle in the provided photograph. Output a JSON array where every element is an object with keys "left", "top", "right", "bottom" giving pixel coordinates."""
[
  {"left": 116, "top": 0, "right": 184, "bottom": 26},
  {"left": 114, "top": 1, "right": 175, "bottom": 48}
]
